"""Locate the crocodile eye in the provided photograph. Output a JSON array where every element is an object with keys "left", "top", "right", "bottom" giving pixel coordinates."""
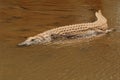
[{"left": 31, "top": 39, "right": 35, "bottom": 41}]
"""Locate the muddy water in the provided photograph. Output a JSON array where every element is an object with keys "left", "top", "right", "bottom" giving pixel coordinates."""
[{"left": 0, "top": 0, "right": 120, "bottom": 80}]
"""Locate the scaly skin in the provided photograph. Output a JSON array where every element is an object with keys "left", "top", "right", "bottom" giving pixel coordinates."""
[{"left": 18, "top": 10, "right": 112, "bottom": 46}]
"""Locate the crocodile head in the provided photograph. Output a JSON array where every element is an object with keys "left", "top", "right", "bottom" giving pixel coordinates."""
[{"left": 18, "top": 36, "right": 44, "bottom": 47}]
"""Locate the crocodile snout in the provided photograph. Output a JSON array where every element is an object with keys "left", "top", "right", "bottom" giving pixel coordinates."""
[{"left": 17, "top": 42, "right": 30, "bottom": 47}]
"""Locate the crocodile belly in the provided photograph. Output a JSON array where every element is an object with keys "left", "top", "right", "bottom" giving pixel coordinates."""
[{"left": 50, "top": 29, "right": 101, "bottom": 41}]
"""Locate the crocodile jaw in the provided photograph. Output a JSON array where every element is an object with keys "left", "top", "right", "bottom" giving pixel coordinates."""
[{"left": 17, "top": 41, "right": 33, "bottom": 47}]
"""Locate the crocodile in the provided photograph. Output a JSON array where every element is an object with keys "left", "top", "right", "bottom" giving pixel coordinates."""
[{"left": 18, "top": 10, "right": 113, "bottom": 46}]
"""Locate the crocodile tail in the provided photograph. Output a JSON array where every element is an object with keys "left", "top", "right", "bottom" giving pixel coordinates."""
[
  {"left": 94, "top": 10, "right": 108, "bottom": 30},
  {"left": 95, "top": 10, "right": 107, "bottom": 24}
]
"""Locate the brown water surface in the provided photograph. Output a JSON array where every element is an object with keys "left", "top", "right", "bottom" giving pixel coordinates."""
[{"left": 0, "top": 0, "right": 120, "bottom": 80}]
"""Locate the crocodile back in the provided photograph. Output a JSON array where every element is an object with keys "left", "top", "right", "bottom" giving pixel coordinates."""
[{"left": 45, "top": 10, "right": 108, "bottom": 36}]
